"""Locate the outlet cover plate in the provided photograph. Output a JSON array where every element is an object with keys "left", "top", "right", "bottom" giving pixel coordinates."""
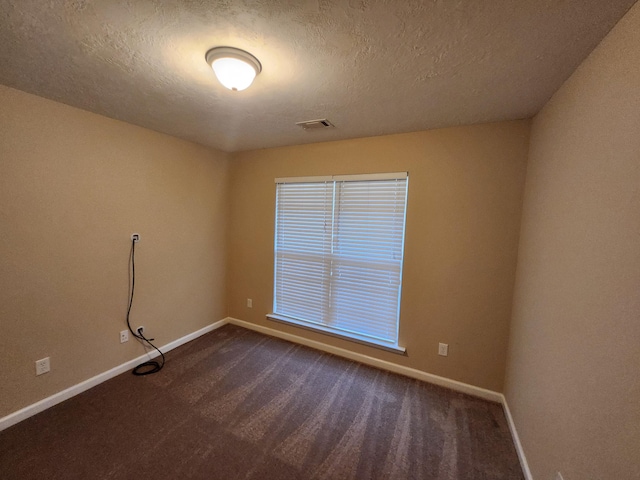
[{"left": 35, "top": 357, "right": 50, "bottom": 376}]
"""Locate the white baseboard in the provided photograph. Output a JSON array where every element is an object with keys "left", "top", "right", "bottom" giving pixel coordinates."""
[
  {"left": 500, "top": 394, "right": 533, "bottom": 480},
  {"left": 227, "top": 317, "right": 503, "bottom": 403},
  {"left": 0, "top": 318, "right": 229, "bottom": 432}
]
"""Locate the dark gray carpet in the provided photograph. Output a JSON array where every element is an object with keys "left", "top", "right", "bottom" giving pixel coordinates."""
[{"left": 0, "top": 324, "right": 524, "bottom": 479}]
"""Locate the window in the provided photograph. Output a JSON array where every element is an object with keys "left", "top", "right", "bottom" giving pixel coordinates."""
[{"left": 268, "top": 172, "right": 408, "bottom": 352}]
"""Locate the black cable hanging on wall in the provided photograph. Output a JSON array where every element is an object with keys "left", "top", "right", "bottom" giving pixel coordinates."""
[{"left": 126, "top": 237, "right": 165, "bottom": 376}]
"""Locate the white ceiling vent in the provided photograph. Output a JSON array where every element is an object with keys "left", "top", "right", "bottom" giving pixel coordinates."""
[{"left": 296, "top": 119, "right": 334, "bottom": 130}]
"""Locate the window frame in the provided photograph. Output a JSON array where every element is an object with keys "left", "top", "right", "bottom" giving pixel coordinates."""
[{"left": 268, "top": 172, "right": 408, "bottom": 354}]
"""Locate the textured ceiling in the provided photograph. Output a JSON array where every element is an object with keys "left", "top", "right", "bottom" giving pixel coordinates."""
[{"left": 0, "top": 0, "right": 636, "bottom": 152}]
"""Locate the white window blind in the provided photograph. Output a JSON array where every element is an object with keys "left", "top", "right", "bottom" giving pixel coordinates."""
[{"left": 271, "top": 172, "right": 408, "bottom": 351}]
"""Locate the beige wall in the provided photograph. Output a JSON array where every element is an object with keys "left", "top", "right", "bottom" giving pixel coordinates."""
[
  {"left": 0, "top": 86, "right": 230, "bottom": 418},
  {"left": 228, "top": 121, "right": 529, "bottom": 392},
  {"left": 504, "top": 2, "right": 640, "bottom": 479}
]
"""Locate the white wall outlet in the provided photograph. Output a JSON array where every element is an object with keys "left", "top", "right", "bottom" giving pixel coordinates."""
[
  {"left": 438, "top": 343, "right": 449, "bottom": 356},
  {"left": 35, "top": 357, "right": 50, "bottom": 376},
  {"left": 247, "top": 298, "right": 253, "bottom": 308},
  {"left": 120, "top": 330, "right": 129, "bottom": 343},
  {"left": 136, "top": 326, "right": 145, "bottom": 336},
  {"left": 131, "top": 233, "right": 140, "bottom": 242}
]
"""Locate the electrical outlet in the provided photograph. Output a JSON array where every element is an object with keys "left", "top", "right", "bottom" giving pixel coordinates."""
[
  {"left": 35, "top": 357, "right": 50, "bottom": 376},
  {"left": 438, "top": 343, "right": 449, "bottom": 356},
  {"left": 120, "top": 330, "right": 129, "bottom": 343},
  {"left": 131, "top": 233, "right": 140, "bottom": 243},
  {"left": 247, "top": 298, "right": 253, "bottom": 308},
  {"left": 136, "top": 326, "right": 145, "bottom": 336}
]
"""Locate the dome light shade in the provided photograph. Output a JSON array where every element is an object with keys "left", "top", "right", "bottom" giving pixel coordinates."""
[{"left": 205, "top": 47, "right": 262, "bottom": 91}]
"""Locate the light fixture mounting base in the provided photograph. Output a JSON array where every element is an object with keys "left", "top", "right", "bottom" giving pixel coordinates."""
[{"left": 205, "top": 46, "right": 262, "bottom": 74}]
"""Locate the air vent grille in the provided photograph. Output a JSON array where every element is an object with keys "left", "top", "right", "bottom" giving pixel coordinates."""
[{"left": 296, "top": 119, "right": 334, "bottom": 130}]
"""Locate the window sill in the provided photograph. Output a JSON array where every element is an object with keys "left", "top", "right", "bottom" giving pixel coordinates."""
[{"left": 266, "top": 313, "right": 407, "bottom": 355}]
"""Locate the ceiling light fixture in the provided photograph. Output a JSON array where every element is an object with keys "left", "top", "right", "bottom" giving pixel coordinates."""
[{"left": 205, "top": 47, "right": 262, "bottom": 92}]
